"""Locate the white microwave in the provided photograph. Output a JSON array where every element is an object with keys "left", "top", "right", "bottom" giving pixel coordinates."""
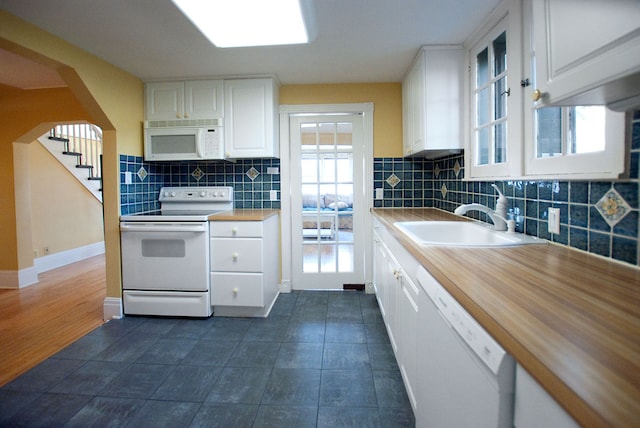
[{"left": 144, "top": 119, "right": 224, "bottom": 161}]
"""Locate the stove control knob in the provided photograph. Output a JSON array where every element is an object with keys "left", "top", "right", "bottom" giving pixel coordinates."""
[
  {"left": 170, "top": 191, "right": 176, "bottom": 197},
  {"left": 163, "top": 191, "right": 168, "bottom": 197},
  {"left": 213, "top": 191, "right": 219, "bottom": 197},
  {"left": 200, "top": 191, "right": 206, "bottom": 197}
]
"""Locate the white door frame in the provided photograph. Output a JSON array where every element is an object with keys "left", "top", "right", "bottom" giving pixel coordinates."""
[{"left": 279, "top": 103, "right": 374, "bottom": 292}]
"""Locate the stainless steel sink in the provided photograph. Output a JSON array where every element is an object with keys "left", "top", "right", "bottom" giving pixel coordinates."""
[{"left": 395, "top": 221, "right": 545, "bottom": 247}]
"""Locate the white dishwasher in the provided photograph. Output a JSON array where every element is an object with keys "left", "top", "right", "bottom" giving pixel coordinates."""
[{"left": 416, "top": 266, "right": 515, "bottom": 428}]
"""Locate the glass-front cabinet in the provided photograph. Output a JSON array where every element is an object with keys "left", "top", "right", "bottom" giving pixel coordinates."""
[{"left": 466, "top": 0, "right": 523, "bottom": 179}]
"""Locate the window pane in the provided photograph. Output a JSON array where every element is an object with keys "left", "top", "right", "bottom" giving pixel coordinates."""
[
  {"left": 300, "top": 123, "right": 317, "bottom": 151},
  {"left": 477, "top": 88, "right": 490, "bottom": 126},
  {"left": 536, "top": 107, "right": 563, "bottom": 158},
  {"left": 570, "top": 106, "right": 606, "bottom": 154},
  {"left": 337, "top": 244, "right": 354, "bottom": 272},
  {"left": 337, "top": 122, "right": 353, "bottom": 150},
  {"left": 493, "top": 31, "right": 507, "bottom": 76},
  {"left": 477, "top": 48, "right": 489, "bottom": 87},
  {"left": 494, "top": 77, "right": 507, "bottom": 120},
  {"left": 477, "top": 127, "right": 490, "bottom": 165},
  {"left": 494, "top": 122, "right": 507, "bottom": 163},
  {"left": 301, "top": 156, "right": 319, "bottom": 183}
]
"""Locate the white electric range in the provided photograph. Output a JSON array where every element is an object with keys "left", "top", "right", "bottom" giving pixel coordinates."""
[{"left": 120, "top": 186, "right": 233, "bottom": 317}]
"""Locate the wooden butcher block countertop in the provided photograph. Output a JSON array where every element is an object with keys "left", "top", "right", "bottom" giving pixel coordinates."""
[
  {"left": 372, "top": 208, "right": 640, "bottom": 428},
  {"left": 209, "top": 209, "right": 279, "bottom": 221}
]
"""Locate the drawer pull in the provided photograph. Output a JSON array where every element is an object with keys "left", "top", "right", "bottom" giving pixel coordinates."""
[
  {"left": 232, "top": 252, "right": 239, "bottom": 261},
  {"left": 233, "top": 288, "right": 239, "bottom": 295},
  {"left": 231, "top": 227, "right": 238, "bottom": 235}
]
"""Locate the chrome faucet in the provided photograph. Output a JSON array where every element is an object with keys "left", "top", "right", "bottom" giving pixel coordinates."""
[{"left": 454, "top": 184, "right": 509, "bottom": 231}]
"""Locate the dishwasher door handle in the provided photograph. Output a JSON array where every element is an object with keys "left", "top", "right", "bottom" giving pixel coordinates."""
[{"left": 120, "top": 224, "right": 207, "bottom": 233}]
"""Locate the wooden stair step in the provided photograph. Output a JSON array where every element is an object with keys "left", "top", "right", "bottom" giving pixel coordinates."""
[{"left": 48, "top": 136, "right": 69, "bottom": 143}]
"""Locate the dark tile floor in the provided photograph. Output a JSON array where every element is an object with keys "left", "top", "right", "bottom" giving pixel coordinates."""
[{"left": 1, "top": 291, "right": 415, "bottom": 427}]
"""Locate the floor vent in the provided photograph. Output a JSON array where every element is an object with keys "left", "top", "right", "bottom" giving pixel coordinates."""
[{"left": 343, "top": 283, "right": 365, "bottom": 291}]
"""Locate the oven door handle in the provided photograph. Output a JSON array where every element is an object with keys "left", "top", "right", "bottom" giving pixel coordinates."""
[{"left": 120, "top": 224, "right": 207, "bottom": 233}]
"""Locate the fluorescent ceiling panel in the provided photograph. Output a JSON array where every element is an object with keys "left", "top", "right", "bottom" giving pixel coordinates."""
[{"left": 172, "top": 0, "right": 314, "bottom": 48}]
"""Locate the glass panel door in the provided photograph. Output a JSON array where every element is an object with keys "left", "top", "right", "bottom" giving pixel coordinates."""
[{"left": 291, "top": 114, "right": 364, "bottom": 290}]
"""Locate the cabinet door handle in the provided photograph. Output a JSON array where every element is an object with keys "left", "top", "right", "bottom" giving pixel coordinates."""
[
  {"left": 233, "top": 288, "right": 239, "bottom": 295},
  {"left": 532, "top": 89, "right": 542, "bottom": 102}
]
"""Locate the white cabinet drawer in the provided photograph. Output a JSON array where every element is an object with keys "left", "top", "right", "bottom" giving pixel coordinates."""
[
  {"left": 211, "top": 238, "right": 262, "bottom": 271},
  {"left": 211, "top": 273, "right": 264, "bottom": 307},
  {"left": 210, "top": 221, "right": 263, "bottom": 238}
]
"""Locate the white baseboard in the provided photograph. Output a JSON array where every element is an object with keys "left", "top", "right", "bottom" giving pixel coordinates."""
[
  {"left": 103, "top": 297, "right": 123, "bottom": 321},
  {"left": 279, "top": 280, "right": 292, "bottom": 293},
  {"left": 0, "top": 266, "right": 39, "bottom": 289},
  {"left": 34, "top": 241, "right": 105, "bottom": 274}
]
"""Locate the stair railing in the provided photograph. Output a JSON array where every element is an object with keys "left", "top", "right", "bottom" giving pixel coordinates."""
[{"left": 49, "top": 124, "right": 103, "bottom": 181}]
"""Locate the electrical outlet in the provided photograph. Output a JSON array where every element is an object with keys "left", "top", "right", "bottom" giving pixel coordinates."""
[
  {"left": 43, "top": 246, "right": 50, "bottom": 255},
  {"left": 267, "top": 167, "right": 279, "bottom": 175},
  {"left": 375, "top": 188, "right": 384, "bottom": 200},
  {"left": 548, "top": 208, "right": 560, "bottom": 234},
  {"left": 269, "top": 190, "right": 278, "bottom": 201}
]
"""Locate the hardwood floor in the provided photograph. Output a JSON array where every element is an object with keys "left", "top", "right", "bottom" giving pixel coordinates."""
[{"left": 0, "top": 255, "right": 106, "bottom": 387}]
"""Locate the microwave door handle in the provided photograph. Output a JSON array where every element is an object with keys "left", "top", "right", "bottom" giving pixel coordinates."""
[
  {"left": 196, "top": 130, "right": 205, "bottom": 158},
  {"left": 120, "top": 224, "right": 207, "bottom": 233}
]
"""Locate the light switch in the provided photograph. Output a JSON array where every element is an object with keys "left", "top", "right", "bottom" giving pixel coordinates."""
[
  {"left": 124, "top": 171, "right": 132, "bottom": 184},
  {"left": 270, "top": 190, "right": 278, "bottom": 201},
  {"left": 548, "top": 207, "right": 560, "bottom": 234},
  {"left": 375, "top": 188, "right": 384, "bottom": 200}
]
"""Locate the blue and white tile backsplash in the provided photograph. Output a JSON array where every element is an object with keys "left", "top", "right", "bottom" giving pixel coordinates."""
[
  {"left": 121, "top": 112, "right": 640, "bottom": 268},
  {"left": 119, "top": 157, "right": 281, "bottom": 215}
]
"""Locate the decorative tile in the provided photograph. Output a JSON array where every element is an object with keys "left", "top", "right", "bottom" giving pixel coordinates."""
[
  {"left": 191, "top": 167, "right": 204, "bottom": 181},
  {"left": 434, "top": 164, "right": 441, "bottom": 177},
  {"left": 386, "top": 173, "right": 400, "bottom": 188},
  {"left": 246, "top": 167, "right": 260, "bottom": 181},
  {"left": 137, "top": 166, "right": 147, "bottom": 181},
  {"left": 453, "top": 160, "right": 461, "bottom": 178},
  {"left": 595, "top": 188, "right": 631, "bottom": 227},
  {"left": 440, "top": 183, "right": 447, "bottom": 198}
]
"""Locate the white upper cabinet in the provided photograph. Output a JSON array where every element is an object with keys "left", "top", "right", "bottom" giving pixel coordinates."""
[
  {"left": 402, "top": 46, "right": 465, "bottom": 158},
  {"left": 531, "top": 0, "right": 640, "bottom": 110},
  {"left": 224, "top": 78, "right": 279, "bottom": 158},
  {"left": 465, "top": 0, "right": 524, "bottom": 179},
  {"left": 522, "top": 0, "right": 628, "bottom": 179},
  {"left": 145, "top": 80, "right": 224, "bottom": 121}
]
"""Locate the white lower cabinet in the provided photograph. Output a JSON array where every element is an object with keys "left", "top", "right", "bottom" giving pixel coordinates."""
[
  {"left": 374, "top": 217, "right": 521, "bottom": 427},
  {"left": 373, "top": 219, "right": 420, "bottom": 413},
  {"left": 514, "top": 364, "right": 579, "bottom": 428},
  {"left": 210, "top": 215, "right": 279, "bottom": 317}
]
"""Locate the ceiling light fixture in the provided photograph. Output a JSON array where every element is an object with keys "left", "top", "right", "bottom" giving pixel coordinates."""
[{"left": 172, "top": 0, "right": 315, "bottom": 48}]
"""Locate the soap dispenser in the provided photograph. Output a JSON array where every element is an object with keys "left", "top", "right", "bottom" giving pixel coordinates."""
[{"left": 491, "top": 184, "right": 508, "bottom": 220}]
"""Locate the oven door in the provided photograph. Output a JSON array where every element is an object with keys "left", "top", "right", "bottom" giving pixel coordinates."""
[{"left": 120, "top": 222, "right": 209, "bottom": 292}]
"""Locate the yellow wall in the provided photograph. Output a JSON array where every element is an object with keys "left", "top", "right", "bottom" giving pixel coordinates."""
[
  {"left": 280, "top": 83, "right": 403, "bottom": 157},
  {"left": 0, "top": 86, "right": 91, "bottom": 271},
  {"left": 29, "top": 142, "right": 104, "bottom": 256},
  {"left": 0, "top": 10, "right": 143, "bottom": 300}
]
